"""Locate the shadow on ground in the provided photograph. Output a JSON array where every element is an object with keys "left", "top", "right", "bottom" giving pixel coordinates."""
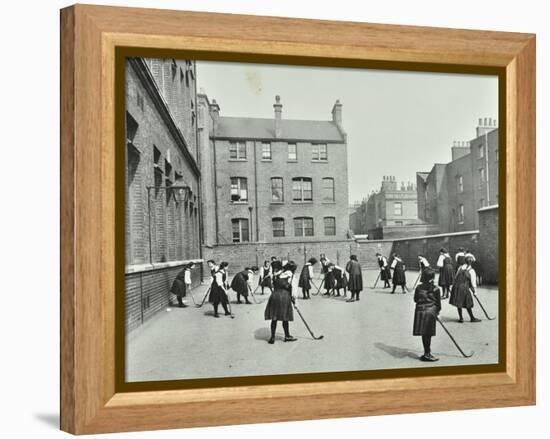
[{"left": 374, "top": 342, "right": 421, "bottom": 360}]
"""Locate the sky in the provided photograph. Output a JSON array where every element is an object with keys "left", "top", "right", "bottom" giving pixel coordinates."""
[{"left": 197, "top": 61, "right": 498, "bottom": 204}]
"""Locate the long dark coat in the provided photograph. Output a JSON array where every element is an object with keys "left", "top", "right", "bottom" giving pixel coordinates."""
[
  {"left": 298, "top": 264, "right": 312, "bottom": 291},
  {"left": 413, "top": 282, "right": 441, "bottom": 336},
  {"left": 170, "top": 268, "right": 188, "bottom": 297},
  {"left": 264, "top": 274, "right": 294, "bottom": 321},
  {"left": 324, "top": 270, "right": 336, "bottom": 291},
  {"left": 392, "top": 259, "right": 407, "bottom": 286},
  {"left": 346, "top": 260, "right": 363, "bottom": 292},
  {"left": 230, "top": 270, "right": 249, "bottom": 297},
  {"left": 438, "top": 255, "right": 454, "bottom": 287},
  {"left": 449, "top": 266, "right": 475, "bottom": 309},
  {"left": 208, "top": 270, "right": 229, "bottom": 305}
]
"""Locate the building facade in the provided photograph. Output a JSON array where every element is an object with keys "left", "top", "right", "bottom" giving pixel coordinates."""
[
  {"left": 416, "top": 118, "right": 499, "bottom": 233},
  {"left": 199, "top": 95, "right": 350, "bottom": 244},
  {"left": 124, "top": 57, "right": 202, "bottom": 331}
]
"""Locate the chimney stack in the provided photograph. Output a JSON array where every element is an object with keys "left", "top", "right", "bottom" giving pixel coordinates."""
[
  {"left": 209, "top": 99, "right": 220, "bottom": 121},
  {"left": 476, "top": 117, "right": 498, "bottom": 137},
  {"left": 332, "top": 99, "right": 343, "bottom": 128},
  {"left": 273, "top": 95, "right": 282, "bottom": 138}
]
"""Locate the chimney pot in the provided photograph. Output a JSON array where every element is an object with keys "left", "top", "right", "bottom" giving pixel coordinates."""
[{"left": 273, "top": 95, "right": 283, "bottom": 138}]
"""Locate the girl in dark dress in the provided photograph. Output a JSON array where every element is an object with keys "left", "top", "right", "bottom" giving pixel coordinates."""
[
  {"left": 298, "top": 257, "right": 317, "bottom": 299},
  {"left": 323, "top": 263, "right": 337, "bottom": 296},
  {"left": 455, "top": 247, "right": 466, "bottom": 271},
  {"left": 169, "top": 263, "right": 194, "bottom": 308},
  {"left": 376, "top": 253, "right": 392, "bottom": 288},
  {"left": 333, "top": 264, "right": 348, "bottom": 297},
  {"left": 207, "top": 260, "right": 231, "bottom": 318},
  {"left": 345, "top": 254, "right": 363, "bottom": 302},
  {"left": 231, "top": 267, "right": 253, "bottom": 304},
  {"left": 449, "top": 256, "right": 481, "bottom": 323},
  {"left": 390, "top": 253, "right": 407, "bottom": 294},
  {"left": 258, "top": 260, "right": 273, "bottom": 294},
  {"left": 436, "top": 248, "right": 454, "bottom": 299},
  {"left": 413, "top": 268, "right": 441, "bottom": 362},
  {"left": 417, "top": 255, "right": 431, "bottom": 283},
  {"left": 264, "top": 261, "right": 298, "bottom": 344}
]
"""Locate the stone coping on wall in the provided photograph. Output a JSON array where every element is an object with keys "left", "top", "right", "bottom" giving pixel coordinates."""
[
  {"left": 125, "top": 259, "right": 204, "bottom": 274},
  {"left": 357, "top": 229, "right": 480, "bottom": 244},
  {"left": 205, "top": 239, "right": 355, "bottom": 247},
  {"left": 478, "top": 204, "right": 499, "bottom": 212}
]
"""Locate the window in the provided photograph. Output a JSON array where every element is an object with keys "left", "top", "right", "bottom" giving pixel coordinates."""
[
  {"left": 229, "top": 141, "right": 247, "bottom": 160},
  {"left": 394, "top": 202, "right": 403, "bottom": 216},
  {"left": 322, "top": 178, "right": 335, "bottom": 202},
  {"left": 394, "top": 220, "right": 403, "bottom": 226},
  {"left": 232, "top": 218, "right": 249, "bottom": 243},
  {"left": 271, "top": 177, "right": 284, "bottom": 202},
  {"left": 288, "top": 143, "right": 297, "bottom": 161},
  {"left": 230, "top": 177, "right": 248, "bottom": 202},
  {"left": 272, "top": 218, "right": 285, "bottom": 237},
  {"left": 479, "top": 168, "right": 486, "bottom": 184},
  {"left": 153, "top": 145, "right": 163, "bottom": 189},
  {"left": 458, "top": 204, "right": 465, "bottom": 223},
  {"left": 136, "top": 92, "right": 145, "bottom": 111},
  {"left": 456, "top": 175, "right": 464, "bottom": 193},
  {"left": 292, "top": 177, "right": 313, "bottom": 201},
  {"left": 324, "top": 217, "right": 336, "bottom": 236},
  {"left": 126, "top": 111, "right": 139, "bottom": 144},
  {"left": 294, "top": 217, "right": 314, "bottom": 237},
  {"left": 495, "top": 149, "right": 499, "bottom": 162},
  {"left": 479, "top": 144, "right": 485, "bottom": 158},
  {"left": 261, "top": 142, "right": 272, "bottom": 160},
  {"left": 312, "top": 144, "right": 328, "bottom": 161}
]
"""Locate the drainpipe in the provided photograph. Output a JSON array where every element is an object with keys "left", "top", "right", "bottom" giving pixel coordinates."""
[
  {"left": 484, "top": 132, "right": 490, "bottom": 205},
  {"left": 253, "top": 140, "right": 259, "bottom": 241}
]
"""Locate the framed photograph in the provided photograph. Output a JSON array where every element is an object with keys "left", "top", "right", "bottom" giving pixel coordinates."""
[{"left": 60, "top": 4, "right": 536, "bottom": 434}]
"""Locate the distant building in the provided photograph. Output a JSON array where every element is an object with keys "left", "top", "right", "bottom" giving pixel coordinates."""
[
  {"left": 349, "top": 177, "right": 436, "bottom": 239},
  {"left": 416, "top": 118, "right": 499, "bottom": 233},
  {"left": 198, "top": 94, "right": 349, "bottom": 244}
]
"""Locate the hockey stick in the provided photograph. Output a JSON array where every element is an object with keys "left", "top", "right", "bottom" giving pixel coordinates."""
[
  {"left": 247, "top": 284, "right": 259, "bottom": 304},
  {"left": 371, "top": 272, "right": 380, "bottom": 289},
  {"left": 313, "top": 278, "right": 324, "bottom": 296},
  {"left": 472, "top": 293, "right": 495, "bottom": 320},
  {"left": 292, "top": 304, "right": 324, "bottom": 340},
  {"left": 436, "top": 316, "right": 474, "bottom": 358},
  {"left": 195, "top": 286, "right": 211, "bottom": 308},
  {"left": 412, "top": 271, "right": 422, "bottom": 289}
]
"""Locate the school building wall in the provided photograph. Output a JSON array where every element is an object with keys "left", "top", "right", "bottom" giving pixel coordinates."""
[{"left": 478, "top": 205, "right": 499, "bottom": 284}]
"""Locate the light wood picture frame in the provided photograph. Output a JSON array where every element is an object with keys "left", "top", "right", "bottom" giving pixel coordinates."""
[{"left": 60, "top": 4, "right": 535, "bottom": 434}]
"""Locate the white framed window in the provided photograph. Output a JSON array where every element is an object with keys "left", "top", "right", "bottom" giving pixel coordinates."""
[
  {"left": 312, "top": 144, "right": 328, "bottom": 161},
  {"left": 324, "top": 217, "right": 336, "bottom": 236},
  {"left": 458, "top": 204, "right": 465, "bottom": 224},
  {"left": 456, "top": 175, "right": 464, "bottom": 193},
  {"left": 294, "top": 217, "right": 314, "bottom": 237},
  {"left": 272, "top": 218, "right": 285, "bottom": 237},
  {"left": 292, "top": 177, "right": 312, "bottom": 201},
  {"left": 322, "top": 178, "right": 335, "bottom": 202},
  {"left": 232, "top": 218, "right": 249, "bottom": 242},
  {"left": 271, "top": 177, "right": 284, "bottom": 202},
  {"left": 288, "top": 143, "right": 297, "bottom": 161},
  {"left": 261, "top": 142, "right": 272, "bottom": 160},
  {"left": 229, "top": 141, "right": 246, "bottom": 160},
  {"left": 479, "top": 144, "right": 485, "bottom": 158},
  {"left": 479, "top": 168, "right": 486, "bottom": 185},
  {"left": 230, "top": 177, "right": 248, "bottom": 202},
  {"left": 394, "top": 201, "right": 403, "bottom": 216}
]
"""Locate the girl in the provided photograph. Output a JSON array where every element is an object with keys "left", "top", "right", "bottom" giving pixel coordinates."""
[
  {"left": 391, "top": 253, "right": 407, "bottom": 294},
  {"left": 436, "top": 248, "right": 454, "bottom": 299},
  {"left": 230, "top": 267, "right": 253, "bottom": 304},
  {"left": 264, "top": 261, "right": 298, "bottom": 344},
  {"left": 376, "top": 253, "right": 392, "bottom": 288},
  {"left": 345, "top": 254, "right": 363, "bottom": 302},
  {"left": 207, "top": 260, "right": 231, "bottom": 318},
  {"left": 169, "top": 263, "right": 194, "bottom": 308},
  {"left": 417, "top": 254, "right": 430, "bottom": 283},
  {"left": 413, "top": 267, "right": 442, "bottom": 362},
  {"left": 298, "top": 257, "right": 317, "bottom": 299},
  {"left": 449, "top": 256, "right": 481, "bottom": 323},
  {"left": 258, "top": 260, "right": 273, "bottom": 294}
]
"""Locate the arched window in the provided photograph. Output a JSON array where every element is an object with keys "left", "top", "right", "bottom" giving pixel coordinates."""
[
  {"left": 292, "top": 177, "right": 312, "bottom": 201},
  {"left": 294, "top": 217, "right": 314, "bottom": 237},
  {"left": 272, "top": 218, "right": 285, "bottom": 237},
  {"left": 324, "top": 217, "right": 336, "bottom": 236},
  {"left": 322, "top": 178, "right": 335, "bottom": 201},
  {"left": 271, "top": 177, "right": 284, "bottom": 202},
  {"left": 231, "top": 218, "right": 249, "bottom": 242}
]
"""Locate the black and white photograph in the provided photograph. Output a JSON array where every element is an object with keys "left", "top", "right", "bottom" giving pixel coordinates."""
[{"left": 124, "top": 57, "right": 499, "bottom": 383}]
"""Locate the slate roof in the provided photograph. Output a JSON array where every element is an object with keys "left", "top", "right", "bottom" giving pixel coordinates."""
[{"left": 212, "top": 116, "right": 346, "bottom": 143}]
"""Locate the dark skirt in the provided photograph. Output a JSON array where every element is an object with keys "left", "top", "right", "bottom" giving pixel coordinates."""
[
  {"left": 449, "top": 284, "right": 474, "bottom": 308},
  {"left": 381, "top": 266, "right": 392, "bottom": 281},
  {"left": 260, "top": 276, "right": 273, "bottom": 289},
  {"left": 209, "top": 285, "right": 228, "bottom": 305},
  {"left": 413, "top": 303, "right": 438, "bottom": 336},
  {"left": 393, "top": 267, "right": 406, "bottom": 286},
  {"left": 336, "top": 274, "right": 348, "bottom": 289},
  {"left": 264, "top": 289, "right": 294, "bottom": 321},
  {"left": 347, "top": 273, "right": 363, "bottom": 292},
  {"left": 438, "top": 264, "right": 454, "bottom": 286},
  {"left": 170, "top": 278, "right": 186, "bottom": 297},
  {"left": 230, "top": 275, "right": 249, "bottom": 296}
]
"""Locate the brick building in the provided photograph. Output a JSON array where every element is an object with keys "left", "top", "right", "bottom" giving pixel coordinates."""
[
  {"left": 198, "top": 94, "right": 349, "bottom": 244},
  {"left": 124, "top": 57, "right": 203, "bottom": 331},
  {"left": 416, "top": 118, "right": 499, "bottom": 233}
]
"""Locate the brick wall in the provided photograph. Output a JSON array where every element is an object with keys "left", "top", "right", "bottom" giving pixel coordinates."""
[
  {"left": 125, "top": 262, "right": 203, "bottom": 333},
  {"left": 478, "top": 206, "right": 499, "bottom": 283}
]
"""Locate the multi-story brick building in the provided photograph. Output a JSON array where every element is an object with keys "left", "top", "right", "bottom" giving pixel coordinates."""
[
  {"left": 124, "top": 57, "right": 202, "bottom": 331},
  {"left": 416, "top": 118, "right": 499, "bottom": 233},
  {"left": 198, "top": 94, "right": 349, "bottom": 244}
]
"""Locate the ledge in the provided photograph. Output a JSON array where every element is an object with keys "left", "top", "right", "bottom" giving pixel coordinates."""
[{"left": 125, "top": 259, "right": 204, "bottom": 274}]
